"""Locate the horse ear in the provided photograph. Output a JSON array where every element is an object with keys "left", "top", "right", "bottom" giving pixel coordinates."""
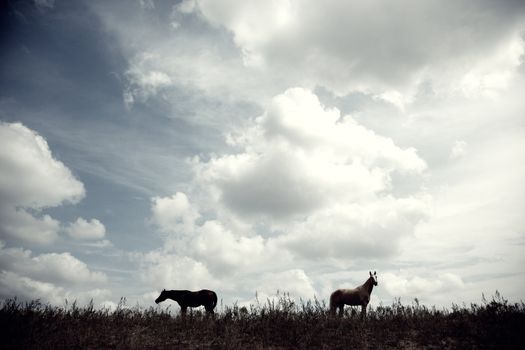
[
  {"left": 374, "top": 271, "right": 377, "bottom": 275},
  {"left": 369, "top": 271, "right": 372, "bottom": 276},
  {"left": 162, "top": 289, "right": 165, "bottom": 292}
]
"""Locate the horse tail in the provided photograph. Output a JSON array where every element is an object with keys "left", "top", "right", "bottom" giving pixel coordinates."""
[{"left": 211, "top": 291, "right": 218, "bottom": 309}]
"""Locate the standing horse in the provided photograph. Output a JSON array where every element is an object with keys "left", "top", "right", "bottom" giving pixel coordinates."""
[
  {"left": 155, "top": 289, "right": 218, "bottom": 314},
  {"left": 330, "top": 271, "right": 378, "bottom": 317}
]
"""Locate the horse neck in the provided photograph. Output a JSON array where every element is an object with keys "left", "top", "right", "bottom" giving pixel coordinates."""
[{"left": 363, "top": 278, "right": 374, "bottom": 295}]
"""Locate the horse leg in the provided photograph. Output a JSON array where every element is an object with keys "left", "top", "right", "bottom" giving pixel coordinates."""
[
  {"left": 338, "top": 305, "right": 344, "bottom": 317},
  {"left": 361, "top": 304, "right": 367, "bottom": 318},
  {"left": 205, "top": 305, "right": 214, "bottom": 315},
  {"left": 180, "top": 306, "right": 187, "bottom": 316},
  {"left": 329, "top": 303, "right": 336, "bottom": 316}
]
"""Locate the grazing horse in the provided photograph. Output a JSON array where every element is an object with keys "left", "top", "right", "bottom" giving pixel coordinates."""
[
  {"left": 155, "top": 289, "right": 218, "bottom": 314},
  {"left": 330, "top": 271, "right": 378, "bottom": 317}
]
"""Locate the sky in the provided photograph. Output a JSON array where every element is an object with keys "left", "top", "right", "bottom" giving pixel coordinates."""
[{"left": 0, "top": 0, "right": 524, "bottom": 311}]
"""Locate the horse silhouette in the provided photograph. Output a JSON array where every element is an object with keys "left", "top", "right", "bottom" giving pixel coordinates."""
[
  {"left": 330, "top": 271, "right": 378, "bottom": 317},
  {"left": 155, "top": 289, "right": 218, "bottom": 314}
]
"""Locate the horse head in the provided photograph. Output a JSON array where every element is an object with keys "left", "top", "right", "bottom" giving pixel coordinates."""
[
  {"left": 369, "top": 271, "right": 378, "bottom": 286},
  {"left": 155, "top": 289, "right": 167, "bottom": 304}
]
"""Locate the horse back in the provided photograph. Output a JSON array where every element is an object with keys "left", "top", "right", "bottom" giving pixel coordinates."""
[{"left": 180, "top": 289, "right": 216, "bottom": 307}]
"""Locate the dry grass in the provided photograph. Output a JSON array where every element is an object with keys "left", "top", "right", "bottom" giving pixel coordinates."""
[{"left": 1, "top": 292, "right": 523, "bottom": 349}]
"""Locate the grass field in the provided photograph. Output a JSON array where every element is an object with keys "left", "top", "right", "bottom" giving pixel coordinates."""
[{"left": 1, "top": 292, "right": 523, "bottom": 349}]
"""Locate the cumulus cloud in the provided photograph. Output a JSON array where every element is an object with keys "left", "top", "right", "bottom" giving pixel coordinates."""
[
  {"left": 0, "top": 208, "right": 60, "bottom": 244},
  {"left": 194, "top": 0, "right": 525, "bottom": 96},
  {"left": 0, "top": 122, "right": 85, "bottom": 209},
  {"left": 0, "top": 271, "right": 65, "bottom": 305},
  {"left": 150, "top": 196, "right": 285, "bottom": 276},
  {"left": 0, "top": 270, "right": 111, "bottom": 306},
  {"left": 276, "top": 196, "right": 431, "bottom": 260},
  {"left": 86, "top": 1, "right": 525, "bottom": 307},
  {"left": 138, "top": 251, "right": 218, "bottom": 291},
  {"left": 66, "top": 218, "right": 106, "bottom": 241},
  {"left": 0, "top": 122, "right": 85, "bottom": 244},
  {"left": 144, "top": 88, "right": 430, "bottom": 289},
  {"left": 0, "top": 243, "right": 107, "bottom": 286},
  {"left": 254, "top": 269, "right": 317, "bottom": 301},
  {"left": 195, "top": 88, "right": 426, "bottom": 221},
  {"left": 0, "top": 242, "right": 109, "bottom": 305},
  {"left": 151, "top": 192, "right": 200, "bottom": 234},
  {"left": 382, "top": 272, "right": 464, "bottom": 300}
]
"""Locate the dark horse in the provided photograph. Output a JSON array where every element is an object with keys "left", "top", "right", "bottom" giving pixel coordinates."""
[
  {"left": 155, "top": 289, "right": 218, "bottom": 314},
  {"left": 330, "top": 271, "right": 378, "bottom": 317}
]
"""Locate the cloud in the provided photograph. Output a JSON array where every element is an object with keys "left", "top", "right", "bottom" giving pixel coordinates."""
[
  {"left": 0, "top": 242, "right": 109, "bottom": 305},
  {"left": 123, "top": 54, "right": 172, "bottom": 108},
  {"left": 0, "top": 270, "right": 111, "bottom": 306},
  {"left": 150, "top": 192, "right": 200, "bottom": 234},
  {"left": 139, "top": 0, "right": 155, "bottom": 10},
  {"left": 34, "top": 0, "right": 55, "bottom": 10},
  {"left": 85, "top": 1, "right": 525, "bottom": 307},
  {"left": 0, "top": 122, "right": 85, "bottom": 209},
  {"left": 150, "top": 196, "right": 285, "bottom": 276},
  {"left": 276, "top": 196, "right": 431, "bottom": 260},
  {"left": 382, "top": 272, "right": 464, "bottom": 299},
  {"left": 0, "top": 271, "right": 65, "bottom": 305},
  {"left": 0, "top": 243, "right": 107, "bottom": 286},
  {"left": 138, "top": 251, "right": 218, "bottom": 291},
  {"left": 195, "top": 88, "right": 427, "bottom": 221},
  {"left": 66, "top": 217, "right": 106, "bottom": 241},
  {"left": 254, "top": 269, "right": 317, "bottom": 301},
  {"left": 0, "top": 122, "right": 85, "bottom": 244},
  {"left": 0, "top": 208, "right": 60, "bottom": 244},
  {"left": 194, "top": 0, "right": 525, "bottom": 96},
  {"left": 450, "top": 140, "right": 468, "bottom": 159},
  {"left": 189, "top": 220, "right": 268, "bottom": 276},
  {"left": 144, "top": 88, "right": 431, "bottom": 289}
]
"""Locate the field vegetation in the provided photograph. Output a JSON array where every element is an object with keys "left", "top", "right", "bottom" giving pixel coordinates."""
[{"left": 1, "top": 292, "right": 523, "bottom": 349}]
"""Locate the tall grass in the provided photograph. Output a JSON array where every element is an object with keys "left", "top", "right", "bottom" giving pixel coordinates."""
[{"left": 1, "top": 292, "right": 523, "bottom": 349}]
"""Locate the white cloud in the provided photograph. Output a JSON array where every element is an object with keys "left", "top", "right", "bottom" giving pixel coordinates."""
[
  {"left": 123, "top": 54, "right": 174, "bottom": 107},
  {"left": 0, "top": 270, "right": 112, "bottom": 306},
  {"left": 195, "top": 88, "right": 427, "bottom": 222},
  {"left": 194, "top": 0, "right": 525, "bottom": 96},
  {"left": 0, "top": 270, "right": 65, "bottom": 305},
  {"left": 0, "top": 208, "right": 60, "bottom": 244},
  {"left": 0, "top": 122, "right": 85, "bottom": 209},
  {"left": 254, "top": 269, "right": 317, "bottom": 301},
  {"left": 151, "top": 192, "right": 199, "bottom": 234},
  {"left": 382, "top": 272, "right": 464, "bottom": 300},
  {"left": 0, "top": 242, "right": 109, "bottom": 305},
  {"left": 66, "top": 217, "right": 106, "bottom": 241},
  {"left": 0, "top": 122, "right": 85, "bottom": 244},
  {"left": 450, "top": 140, "right": 468, "bottom": 159},
  {"left": 87, "top": 1, "right": 525, "bottom": 308},
  {"left": 138, "top": 251, "right": 217, "bottom": 291},
  {"left": 150, "top": 195, "right": 287, "bottom": 277},
  {"left": 190, "top": 220, "right": 268, "bottom": 275},
  {"left": 276, "top": 195, "right": 431, "bottom": 261},
  {"left": 139, "top": 88, "right": 431, "bottom": 303},
  {"left": 0, "top": 243, "right": 107, "bottom": 286}
]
